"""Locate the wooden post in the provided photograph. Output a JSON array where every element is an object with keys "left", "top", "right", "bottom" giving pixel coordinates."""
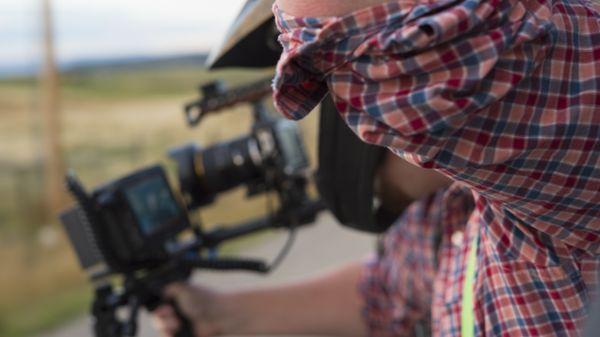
[{"left": 40, "top": 0, "right": 66, "bottom": 216}]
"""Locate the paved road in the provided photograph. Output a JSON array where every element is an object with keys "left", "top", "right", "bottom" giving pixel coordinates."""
[{"left": 38, "top": 213, "right": 376, "bottom": 337}]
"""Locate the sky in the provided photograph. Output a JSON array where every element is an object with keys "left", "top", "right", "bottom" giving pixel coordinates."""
[{"left": 0, "top": 0, "right": 246, "bottom": 74}]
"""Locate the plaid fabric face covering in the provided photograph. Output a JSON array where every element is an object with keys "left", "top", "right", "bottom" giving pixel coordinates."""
[{"left": 272, "top": 0, "right": 600, "bottom": 336}]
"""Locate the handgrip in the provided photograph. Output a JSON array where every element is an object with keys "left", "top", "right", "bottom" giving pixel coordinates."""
[{"left": 170, "top": 300, "right": 195, "bottom": 337}]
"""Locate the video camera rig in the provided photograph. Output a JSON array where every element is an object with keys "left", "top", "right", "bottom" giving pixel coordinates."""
[{"left": 60, "top": 77, "right": 325, "bottom": 337}]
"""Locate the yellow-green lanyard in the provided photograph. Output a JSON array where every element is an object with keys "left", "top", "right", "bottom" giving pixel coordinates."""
[{"left": 461, "top": 235, "right": 478, "bottom": 337}]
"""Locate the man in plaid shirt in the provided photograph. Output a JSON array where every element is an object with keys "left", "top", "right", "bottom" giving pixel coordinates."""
[{"left": 272, "top": 0, "right": 600, "bottom": 336}]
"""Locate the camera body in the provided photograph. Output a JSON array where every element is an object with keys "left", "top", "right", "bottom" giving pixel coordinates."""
[{"left": 64, "top": 109, "right": 309, "bottom": 278}]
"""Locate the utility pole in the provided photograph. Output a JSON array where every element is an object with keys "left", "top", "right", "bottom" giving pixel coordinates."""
[{"left": 40, "top": 0, "right": 66, "bottom": 216}]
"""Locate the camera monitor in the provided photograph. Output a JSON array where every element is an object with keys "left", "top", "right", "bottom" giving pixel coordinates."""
[
  {"left": 123, "top": 174, "right": 184, "bottom": 236},
  {"left": 62, "top": 165, "right": 191, "bottom": 275},
  {"left": 101, "top": 165, "right": 191, "bottom": 246}
]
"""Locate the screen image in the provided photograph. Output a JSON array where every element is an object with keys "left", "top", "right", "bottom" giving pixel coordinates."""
[{"left": 124, "top": 176, "right": 182, "bottom": 235}]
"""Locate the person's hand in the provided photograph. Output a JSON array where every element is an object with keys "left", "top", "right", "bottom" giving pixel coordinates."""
[
  {"left": 151, "top": 262, "right": 368, "bottom": 337},
  {"left": 151, "top": 283, "right": 232, "bottom": 337}
]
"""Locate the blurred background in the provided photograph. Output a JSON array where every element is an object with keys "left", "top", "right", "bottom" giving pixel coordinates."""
[{"left": 0, "top": 1, "right": 321, "bottom": 336}]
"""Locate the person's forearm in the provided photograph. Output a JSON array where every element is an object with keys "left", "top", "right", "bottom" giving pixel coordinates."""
[
  {"left": 220, "top": 262, "right": 368, "bottom": 337},
  {"left": 276, "top": 0, "right": 392, "bottom": 17}
]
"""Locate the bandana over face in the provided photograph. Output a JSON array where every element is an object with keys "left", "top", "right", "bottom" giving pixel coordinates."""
[{"left": 273, "top": 0, "right": 554, "bottom": 156}]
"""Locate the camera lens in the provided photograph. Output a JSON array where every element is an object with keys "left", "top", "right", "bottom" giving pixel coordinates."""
[
  {"left": 170, "top": 136, "right": 263, "bottom": 209},
  {"left": 200, "top": 136, "right": 263, "bottom": 193}
]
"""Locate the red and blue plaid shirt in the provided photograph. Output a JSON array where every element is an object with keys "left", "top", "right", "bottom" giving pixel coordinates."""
[{"left": 272, "top": 0, "right": 600, "bottom": 335}]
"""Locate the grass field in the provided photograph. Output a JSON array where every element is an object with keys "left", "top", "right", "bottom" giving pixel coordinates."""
[{"left": 0, "top": 64, "right": 319, "bottom": 337}]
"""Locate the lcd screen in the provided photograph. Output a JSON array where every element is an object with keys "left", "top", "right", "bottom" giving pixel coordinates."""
[{"left": 124, "top": 176, "right": 182, "bottom": 236}]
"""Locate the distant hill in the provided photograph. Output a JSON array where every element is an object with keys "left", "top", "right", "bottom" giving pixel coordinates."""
[
  {"left": 0, "top": 53, "right": 208, "bottom": 79},
  {"left": 62, "top": 53, "right": 208, "bottom": 73}
]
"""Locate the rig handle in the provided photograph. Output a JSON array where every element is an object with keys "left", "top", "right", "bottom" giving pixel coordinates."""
[{"left": 171, "top": 300, "right": 195, "bottom": 337}]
